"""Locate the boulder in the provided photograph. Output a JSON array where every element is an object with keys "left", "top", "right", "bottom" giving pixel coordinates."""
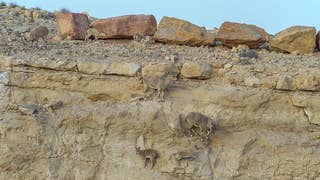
[
  {"left": 142, "top": 63, "right": 171, "bottom": 77},
  {"left": 180, "top": 62, "right": 212, "bottom": 79},
  {"left": 56, "top": 13, "right": 90, "bottom": 40},
  {"left": 77, "top": 59, "right": 108, "bottom": 75},
  {"left": 269, "top": 26, "right": 316, "bottom": 54},
  {"left": 91, "top": 14, "right": 157, "bottom": 39},
  {"left": 316, "top": 31, "right": 320, "bottom": 50},
  {"left": 108, "top": 62, "right": 141, "bottom": 76},
  {"left": 295, "top": 72, "right": 319, "bottom": 91},
  {"left": 153, "top": 16, "right": 215, "bottom": 46},
  {"left": 216, "top": 22, "right": 269, "bottom": 48}
]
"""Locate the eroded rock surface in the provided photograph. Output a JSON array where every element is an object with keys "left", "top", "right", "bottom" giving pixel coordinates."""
[
  {"left": 91, "top": 14, "right": 157, "bottom": 39},
  {"left": 216, "top": 21, "right": 269, "bottom": 48},
  {"left": 154, "top": 16, "right": 215, "bottom": 46},
  {"left": 1, "top": 5, "right": 320, "bottom": 180},
  {"left": 56, "top": 13, "right": 90, "bottom": 40},
  {"left": 270, "top": 26, "right": 316, "bottom": 54}
]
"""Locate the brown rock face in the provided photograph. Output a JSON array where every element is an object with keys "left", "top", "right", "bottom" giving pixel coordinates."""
[
  {"left": 56, "top": 13, "right": 90, "bottom": 40},
  {"left": 316, "top": 31, "right": 320, "bottom": 50},
  {"left": 153, "top": 16, "right": 215, "bottom": 46},
  {"left": 269, "top": 26, "right": 316, "bottom": 54},
  {"left": 91, "top": 14, "right": 157, "bottom": 39},
  {"left": 216, "top": 22, "right": 269, "bottom": 48}
]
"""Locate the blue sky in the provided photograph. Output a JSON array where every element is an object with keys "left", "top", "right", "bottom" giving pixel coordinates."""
[{"left": 3, "top": 0, "right": 320, "bottom": 34}]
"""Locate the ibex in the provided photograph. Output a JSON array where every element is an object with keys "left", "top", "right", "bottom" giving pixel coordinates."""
[
  {"left": 27, "top": 26, "right": 49, "bottom": 43},
  {"left": 136, "top": 147, "right": 159, "bottom": 169},
  {"left": 142, "top": 71, "right": 171, "bottom": 101},
  {"left": 183, "top": 112, "right": 215, "bottom": 141}
]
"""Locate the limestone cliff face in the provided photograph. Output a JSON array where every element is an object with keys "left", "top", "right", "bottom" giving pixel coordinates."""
[
  {"left": 1, "top": 4, "right": 320, "bottom": 179},
  {"left": 1, "top": 48, "right": 320, "bottom": 180}
]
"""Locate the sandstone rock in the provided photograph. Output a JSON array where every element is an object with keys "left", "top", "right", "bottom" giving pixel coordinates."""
[
  {"left": 244, "top": 76, "right": 260, "bottom": 87},
  {"left": 77, "top": 59, "right": 108, "bottom": 74},
  {"left": 291, "top": 95, "right": 307, "bottom": 107},
  {"left": 153, "top": 16, "right": 214, "bottom": 46},
  {"left": 316, "top": 31, "right": 320, "bottom": 50},
  {"left": 216, "top": 22, "right": 269, "bottom": 48},
  {"left": 276, "top": 75, "right": 295, "bottom": 91},
  {"left": 108, "top": 62, "right": 141, "bottom": 76},
  {"left": 91, "top": 14, "right": 157, "bottom": 39},
  {"left": 32, "top": 10, "right": 40, "bottom": 19},
  {"left": 142, "top": 63, "right": 172, "bottom": 77},
  {"left": 295, "top": 71, "right": 319, "bottom": 91},
  {"left": 304, "top": 97, "right": 320, "bottom": 125},
  {"left": 56, "top": 13, "right": 90, "bottom": 40},
  {"left": 181, "top": 62, "right": 212, "bottom": 79},
  {"left": 269, "top": 26, "right": 316, "bottom": 54}
]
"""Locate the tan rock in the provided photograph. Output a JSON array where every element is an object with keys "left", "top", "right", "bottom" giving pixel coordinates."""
[
  {"left": 304, "top": 97, "right": 320, "bottom": 125},
  {"left": 295, "top": 71, "right": 319, "bottom": 91},
  {"left": 91, "top": 14, "right": 157, "bottom": 39},
  {"left": 56, "top": 13, "right": 90, "bottom": 40},
  {"left": 269, "top": 26, "right": 316, "bottom": 54},
  {"left": 291, "top": 95, "right": 307, "bottom": 107},
  {"left": 142, "top": 63, "right": 171, "bottom": 77},
  {"left": 316, "top": 31, "right": 320, "bottom": 50},
  {"left": 244, "top": 76, "right": 260, "bottom": 87},
  {"left": 32, "top": 10, "right": 40, "bottom": 19},
  {"left": 276, "top": 75, "right": 295, "bottom": 91},
  {"left": 153, "top": 16, "right": 214, "bottom": 46},
  {"left": 108, "top": 62, "right": 141, "bottom": 76},
  {"left": 77, "top": 59, "right": 108, "bottom": 74},
  {"left": 216, "top": 22, "right": 269, "bottom": 48},
  {"left": 181, "top": 62, "right": 212, "bottom": 79}
]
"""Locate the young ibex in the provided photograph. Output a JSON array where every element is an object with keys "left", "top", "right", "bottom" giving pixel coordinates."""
[
  {"left": 84, "top": 28, "right": 99, "bottom": 42},
  {"left": 142, "top": 71, "right": 171, "bottom": 101},
  {"left": 28, "top": 26, "right": 49, "bottom": 43},
  {"left": 183, "top": 112, "right": 215, "bottom": 141},
  {"left": 136, "top": 147, "right": 159, "bottom": 169}
]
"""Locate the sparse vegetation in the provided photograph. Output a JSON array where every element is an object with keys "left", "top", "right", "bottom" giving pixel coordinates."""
[
  {"left": 60, "top": 8, "right": 71, "bottom": 13},
  {"left": 0, "top": 1, "right": 6, "bottom": 6},
  {"left": 9, "top": 2, "right": 18, "bottom": 8}
]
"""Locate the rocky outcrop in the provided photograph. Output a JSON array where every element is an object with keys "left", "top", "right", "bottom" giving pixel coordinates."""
[
  {"left": 56, "top": 13, "right": 90, "bottom": 40},
  {"left": 216, "top": 21, "right": 269, "bottom": 48},
  {"left": 269, "top": 26, "right": 316, "bottom": 54},
  {"left": 2, "top": 5, "right": 320, "bottom": 180},
  {"left": 91, "top": 14, "right": 157, "bottom": 39},
  {"left": 1, "top": 52, "right": 320, "bottom": 179},
  {"left": 154, "top": 16, "right": 215, "bottom": 46}
]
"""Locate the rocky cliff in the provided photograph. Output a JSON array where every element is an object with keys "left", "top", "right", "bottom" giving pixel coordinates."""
[{"left": 1, "top": 4, "right": 320, "bottom": 180}]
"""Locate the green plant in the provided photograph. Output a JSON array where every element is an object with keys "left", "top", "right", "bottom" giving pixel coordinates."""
[
  {"left": 60, "top": 8, "right": 71, "bottom": 13},
  {"left": 0, "top": 1, "right": 6, "bottom": 6},
  {"left": 9, "top": 2, "right": 18, "bottom": 8}
]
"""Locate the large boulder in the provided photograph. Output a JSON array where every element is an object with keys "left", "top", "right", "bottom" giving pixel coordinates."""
[
  {"left": 153, "top": 16, "right": 215, "bottom": 46},
  {"left": 91, "top": 14, "right": 157, "bottom": 39},
  {"left": 216, "top": 22, "right": 269, "bottom": 48},
  {"left": 56, "top": 13, "right": 90, "bottom": 40},
  {"left": 180, "top": 62, "right": 212, "bottom": 79},
  {"left": 316, "top": 31, "right": 320, "bottom": 50},
  {"left": 269, "top": 26, "right": 316, "bottom": 54}
]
